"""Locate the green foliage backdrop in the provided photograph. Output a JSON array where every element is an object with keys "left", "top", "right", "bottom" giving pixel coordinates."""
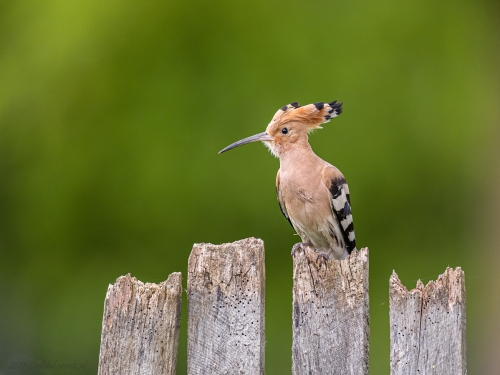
[{"left": 1, "top": 0, "right": 499, "bottom": 374}]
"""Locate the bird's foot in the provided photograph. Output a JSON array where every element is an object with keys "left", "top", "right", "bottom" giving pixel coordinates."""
[
  {"left": 291, "top": 241, "right": 312, "bottom": 257},
  {"left": 313, "top": 249, "right": 331, "bottom": 266}
]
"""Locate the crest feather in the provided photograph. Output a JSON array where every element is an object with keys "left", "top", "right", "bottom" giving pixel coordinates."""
[{"left": 279, "top": 101, "right": 343, "bottom": 130}]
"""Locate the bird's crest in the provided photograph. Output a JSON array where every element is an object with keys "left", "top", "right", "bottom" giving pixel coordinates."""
[{"left": 270, "top": 101, "right": 343, "bottom": 132}]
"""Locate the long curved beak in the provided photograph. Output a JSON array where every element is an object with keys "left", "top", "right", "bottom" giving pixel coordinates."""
[{"left": 218, "top": 132, "right": 274, "bottom": 154}]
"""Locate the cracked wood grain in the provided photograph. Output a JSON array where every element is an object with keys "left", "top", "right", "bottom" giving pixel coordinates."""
[
  {"left": 292, "top": 247, "right": 369, "bottom": 375},
  {"left": 389, "top": 267, "right": 466, "bottom": 375},
  {"left": 98, "top": 273, "right": 182, "bottom": 375},
  {"left": 187, "top": 238, "right": 265, "bottom": 375}
]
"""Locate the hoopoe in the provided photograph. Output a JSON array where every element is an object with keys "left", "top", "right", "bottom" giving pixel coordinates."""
[{"left": 219, "top": 101, "right": 356, "bottom": 260}]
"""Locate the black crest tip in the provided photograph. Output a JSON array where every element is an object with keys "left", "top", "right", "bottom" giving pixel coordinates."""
[
  {"left": 280, "top": 105, "right": 288, "bottom": 111},
  {"left": 290, "top": 101, "right": 300, "bottom": 108},
  {"left": 314, "top": 102, "right": 324, "bottom": 110}
]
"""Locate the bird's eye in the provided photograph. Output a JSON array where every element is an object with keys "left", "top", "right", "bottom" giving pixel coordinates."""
[{"left": 281, "top": 127, "right": 288, "bottom": 134}]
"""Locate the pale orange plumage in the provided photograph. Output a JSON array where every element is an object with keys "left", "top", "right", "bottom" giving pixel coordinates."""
[{"left": 219, "top": 101, "right": 356, "bottom": 260}]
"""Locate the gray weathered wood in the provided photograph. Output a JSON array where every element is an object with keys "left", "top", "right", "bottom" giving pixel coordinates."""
[
  {"left": 98, "top": 272, "right": 182, "bottom": 375},
  {"left": 389, "top": 267, "right": 466, "bottom": 375},
  {"left": 292, "top": 247, "right": 369, "bottom": 375},
  {"left": 187, "top": 237, "right": 265, "bottom": 375}
]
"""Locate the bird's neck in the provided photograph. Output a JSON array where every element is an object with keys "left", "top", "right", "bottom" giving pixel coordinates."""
[{"left": 278, "top": 141, "right": 320, "bottom": 171}]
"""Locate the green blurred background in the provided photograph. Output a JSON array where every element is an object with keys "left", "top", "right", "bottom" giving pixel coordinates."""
[{"left": 1, "top": 0, "right": 499, "bottom": 374}]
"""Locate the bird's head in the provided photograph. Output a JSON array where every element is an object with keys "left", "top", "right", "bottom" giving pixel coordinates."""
[{"left": 218, "top": 101, "right": 343, "bottom": 158}]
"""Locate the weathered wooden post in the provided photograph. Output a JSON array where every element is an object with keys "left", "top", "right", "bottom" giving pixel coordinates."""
[
  {"left": 187, "top": 237, "right": 266, "bottom": 375},
  {"left": 389, "top": 267, "right": 466, "bottom": 375},
  {"left": 98, "top": 273, "right": 182, "bottom": 375},
  {"left": 292, "top": 247, "right": 370, "bottom": 375}
]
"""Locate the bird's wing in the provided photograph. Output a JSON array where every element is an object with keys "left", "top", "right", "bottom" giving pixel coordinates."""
[
  {"left": 276, "top": 169, "right": 294, "bottom": 229},
  {"left": 321, "top": 165, "right": 357, "bottom": 253}
]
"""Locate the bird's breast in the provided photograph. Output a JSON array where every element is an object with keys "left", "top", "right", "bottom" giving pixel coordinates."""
[
  {"left": 297, "top": 188, "right": 313, "bottom": 202},
  {"left": 281, "top": 177, "right": 329, "bottom": 220}
]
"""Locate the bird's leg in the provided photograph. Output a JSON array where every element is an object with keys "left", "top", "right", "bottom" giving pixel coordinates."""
[{"left": 291, "top": 241, "right": 312, "bottom": 257}]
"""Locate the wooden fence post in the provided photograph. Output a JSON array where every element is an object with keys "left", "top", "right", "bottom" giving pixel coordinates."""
[
  {"left": 187, "top": 238, "right": 266, "bottom": 375},
  {"left": 389, "top": 267, "right": 466, "bottom": 375},
  {"left": 292, "top": 247, "right": 370, "bottom": 375},
  {"left": 98, "top": 273, "right": 182, "bottom": 375}
]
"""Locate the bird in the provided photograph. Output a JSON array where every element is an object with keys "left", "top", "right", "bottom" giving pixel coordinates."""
[{"left": 218, "top": 101, "right": 356, "bottom": 260}]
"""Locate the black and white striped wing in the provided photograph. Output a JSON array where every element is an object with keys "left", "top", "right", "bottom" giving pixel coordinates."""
[{"left": 322, "top": 168, "right": 357, "bottom": 254}]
